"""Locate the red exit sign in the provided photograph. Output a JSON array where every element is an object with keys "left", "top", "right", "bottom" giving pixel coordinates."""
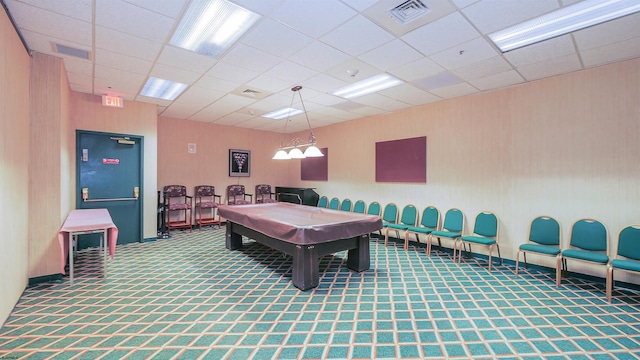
[{"left": 102, "top": 95, "right": 124, "bottom": 108}]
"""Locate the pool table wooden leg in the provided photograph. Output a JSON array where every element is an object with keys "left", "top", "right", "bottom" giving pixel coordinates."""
[
  {"left": 347, "top": 235, "right": 370, "bottom": 272},
  {"left": 292, "top": 244, "right": 319, "bottom": 291},
  {"left": 225, "top": 223, "right": 243, "bottom": 249}
]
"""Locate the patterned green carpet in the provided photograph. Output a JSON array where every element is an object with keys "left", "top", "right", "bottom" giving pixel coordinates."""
[{"left": 1, "top": 226, "right": 639, "bottom": 359}]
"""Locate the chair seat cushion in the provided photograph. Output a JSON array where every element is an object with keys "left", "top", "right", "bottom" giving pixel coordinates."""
[
  {"left": 519, "top": 243, "right": 561, "bottom": 256},
  {"left": 232, "top": 200, "right": 251, "bottom": 205},
  {"left": 562, "top": 249, "right": 609, "bottom": 264},
  {"left": 461, "top": 235, "right": 496, "bottom": 246},
  {"left": 431, "top": 230, "right": 461, "bottom": 239},
  {"left": 406, "top": 226, "right": 436, "bottom": 234},
  {"left": 262, "top": 198, "right": 277, "bottom": 203},
  {"left": 198, "top": 201, "right": 218, "bottom": 209},
  {"left": 168, "top": 203, "right": 191, "bottom": 210},
  {"left": 611, "top": 259, "right": 640, "bottom": 273},
  {"left": 387, "top": 223, "right": 409, "bottom": 230},
  {"left": 382, "top": 221, "right": 395, "bottom": 228}
]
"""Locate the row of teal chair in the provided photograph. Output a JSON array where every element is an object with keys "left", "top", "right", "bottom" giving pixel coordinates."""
[
  {"left": 317, "top": 196, "right": 640, "bottom": 300},
  {"left": 515, "top": 216, "right": 640, "bottom": 302}
]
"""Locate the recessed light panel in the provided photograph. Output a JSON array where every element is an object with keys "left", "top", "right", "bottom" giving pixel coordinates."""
[{"left": 140, "top": 77, "right": 188, "bottom": 101}]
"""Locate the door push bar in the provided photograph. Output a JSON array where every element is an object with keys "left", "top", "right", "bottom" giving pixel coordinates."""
[{"left": 82, "top": 186, "right": 139, "bottom": 202}]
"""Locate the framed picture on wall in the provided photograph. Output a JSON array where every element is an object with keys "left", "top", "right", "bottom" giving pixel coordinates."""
[{"left": 229, "top": 149, "right": 250, "bottom": 177}]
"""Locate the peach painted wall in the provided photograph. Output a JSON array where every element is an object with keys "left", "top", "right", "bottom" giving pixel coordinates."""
[
  {"left": 292, "top": 58, "right": 640, "bottom": 282},
  {"left": 28, "top": 52, "right": 72, "bottom": 278},
  {"left": 0, "top": 8, "right": 30, "bottom": 325},
  {"left": 70, "top": 92, "right": 158, "bottom": 240},
  {"left": 157, "top": 117, "right": 293, "bottom": 203}
]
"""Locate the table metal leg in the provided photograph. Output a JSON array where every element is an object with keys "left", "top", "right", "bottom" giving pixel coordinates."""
[
  {"left": 103, "top": 229, "right": 107, "bottom": 279},
  {"left": 69, "top": 234, "right": 74, "bottom": 286}
]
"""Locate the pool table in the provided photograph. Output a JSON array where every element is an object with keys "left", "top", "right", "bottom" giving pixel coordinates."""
[{"left": 218, "top": 202, "right": 382, "bottom": 290}]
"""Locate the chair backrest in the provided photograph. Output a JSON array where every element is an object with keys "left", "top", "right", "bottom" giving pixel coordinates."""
[
  {"left": 420, "top": 206, "right": 439, "bottom": 229},
  {"left": 472, "top": 211, "right": 498, "bottom": 238},
  {"left": 340, "top": 199, "right": 352, "bottom": 211},
  {"left": 194, "top": 185, "right": 215, "bottom": 197},
  {"left": 367, "top": 202, "right": 381, "bottom": 216},
  {"left": 164, "top": 185, "right": 187, "bottom": 197},
  {"left": 617, "top": 225, "right": 640, "bottom": 260},
  {"left": 442, "top": 208, "right": 464, "bottom": 232},
  {"left": 353, "top": 200, "right": 366, "bottom": 214},
  {"left": 529, "top": 216, "right": 561, "bottom": 246},
  {"left": 399, "top": 205, "right": 418, "bottom": 226},
  {"left": 254, "top": 184, "right": 275, "bottom": 203},
  {"left": 569, "top": 218, "right": 608, "bottom": 253},
  {"left": 382, "top": 203, "right": 398, "bottom": 224},
  {"left": 317, "top": 196, "right": 328, "bottom": 208},
  {"left": 226, "top": 184, "right": 246, "bottom": 205},
  {"left": 328, "top": 198, "right": 339, "bottom": 210}
]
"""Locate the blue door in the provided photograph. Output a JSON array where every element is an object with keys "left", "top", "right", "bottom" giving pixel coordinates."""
[{"left": 76, "top": 130, "right": 143, "bottom": 249}]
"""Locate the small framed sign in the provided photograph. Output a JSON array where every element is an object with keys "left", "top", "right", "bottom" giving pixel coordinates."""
[{"left": 229, "top": 149, "right": 250, "bottom": 177}]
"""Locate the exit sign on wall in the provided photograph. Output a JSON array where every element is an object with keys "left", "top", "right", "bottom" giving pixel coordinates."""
[{"left": 102, "top": 95, "right": 124, "bottom": 108}]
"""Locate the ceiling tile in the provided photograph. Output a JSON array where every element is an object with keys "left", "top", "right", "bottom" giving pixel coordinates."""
[
  {"left": 573, "top": 12, "right": 640, "bottom": 51},
  {"left": 429, "top": 82, "right": 478, "bottom": 99},
  {"left": 205, "top": 62, "right": 260, "bottom": 84},
  {"left": 469, "top": 70, "right": 525, "bottom": 91},
  {"left": 123, "top": 0, "right": 186, "bottom": 18},
  {"left": 289, "top": 41, "right": 352, "bottom": 72},
  {"left": 452, "top": 55, "right": 513, "bottom": 82},
  {"left": 378, "top": 83, "right": 442, "bottom": 106},
  {"left": 516, "top": 54, "right": 582, "bottom": 82},
  {"left": 5, "top": 1, "right": 91, "bottom": 45},
  {"left": 95, "top": 26, "right": 163, "bottom": 61},
  {"left": 320, "top": 15, "right": 395, "bottom": 57},
  {"left": 95, "top": 0, "right": 174, "bottom": 43},
  {"left": 270, "top": 0, "right": 357, "bottom": 38},
  {"left": 242, "top": 18, "right": 313, "bottom": 58},
  {"left": 231, "top": 0, "right": 282, "bottom": 15},
  {"left": 430, "top": 37, "right": 498, "bottom": 70},
  {"left": 95, "top": 49, "right": 153, "bottom": 75},
  {"left": 413, "top": 72, "right": 462, "bottom": 90},
  {"left": 462, "top": 0, "right": 559, "bottom": 33},
  {"left": 389, "top": 57, "right": 445, "bottom": 82},
  {"left": 221, "top": 44, "right": 283, "bottom": 73},
  {"left": 503, "top": 35, "right": 576, "bottom": 67},
  {"left": 5, "top": 0, "right": 91, "bottom": 21},
  {"left": 358, "top": 39, "right": 424, "bottom": 71},
  {"left": 580, "top": 37, "right": 640, "bottom": 68},
  {"left": 401, "top": 12, "right": 479, "bottom": 56},
  {"left": 156, "top": 46, "right": 218, "bottom": 73},
  {"left": 149, "top": 63, "right": 202, "bottom": 84},
  {"left": 262, "top": 61, "right": 318, "bottom": 86}
]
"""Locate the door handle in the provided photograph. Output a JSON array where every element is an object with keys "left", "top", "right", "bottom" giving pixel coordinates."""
[{"left": 82, "top": 186, "right": 140, "bottom": 202}]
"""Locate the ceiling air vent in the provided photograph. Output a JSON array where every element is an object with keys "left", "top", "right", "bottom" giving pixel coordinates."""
[
  {"left": 387, "top": 0, "right": 431, "bottom": 25},
  {"left": 231, "top": 85, "right": 272, "bottom": 100},
  {"left": 54, "top": 43, "right": 90, "bottom": 59}
]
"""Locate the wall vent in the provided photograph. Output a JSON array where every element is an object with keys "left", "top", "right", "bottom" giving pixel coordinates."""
[
  {"left": 387, "top": 0, "right": 430, "bottom": 25},
  {"left": 54, "top": 43, "right": 90, "bottom": 59}
]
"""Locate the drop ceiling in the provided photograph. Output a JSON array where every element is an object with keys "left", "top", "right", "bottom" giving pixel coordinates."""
[{"left": 3, "top": 0, "right": 640, "bottom": 133}]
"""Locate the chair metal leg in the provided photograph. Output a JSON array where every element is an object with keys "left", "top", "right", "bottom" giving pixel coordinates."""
[
  {"left": 515, "top": 250, "right": 521, "bottom": 276},
  {"left": 384, "top": 228, "right": 389, "bottom": 246},
  {"left": 556, "top": 254, "right": 562, "bottom": 287},
  {"left": 606, "top": 266, "right": 613, "bottom": 303},
  {"left": 496, "top": 244, "right": 502, "bottom": 265},
  {"left": 426, "top": 235, "right": 433, "bottom": 257},
  {"left": 488, "top": 246, "right": 493, "bottom": 271}
]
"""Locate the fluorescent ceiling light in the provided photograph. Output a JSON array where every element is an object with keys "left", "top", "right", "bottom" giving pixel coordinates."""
[
  {"left": 170, "top": 0, "right": 260, "bottom": 58},
  {"left": 489, "top": 0, "right": 640, "bottom": 52},
  {"left": 140, "top": 77, "right": 188, "bottom": 100},
  {"left": 261, "top": 107, "right": 304, "bottom": 120},
  {"left": 330, "top": 74, "right": 403, "bottom": 99}
]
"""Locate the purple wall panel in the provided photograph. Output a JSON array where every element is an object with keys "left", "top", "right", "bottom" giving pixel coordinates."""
[
  {"left": 375, "top": 136, "right": 426, "bottom": 183},
  {"left": 301, "top": 148, "right": 328, "bottom": 181}
]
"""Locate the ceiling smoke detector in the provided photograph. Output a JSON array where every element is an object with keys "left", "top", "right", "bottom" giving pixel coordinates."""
[{"left": 387, "top": 0, "right": 430, "bottom": 25}]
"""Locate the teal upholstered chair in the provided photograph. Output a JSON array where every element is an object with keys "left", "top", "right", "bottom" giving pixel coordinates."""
[
  {"left": 384, "top": 204, "right": 418, "bottom": 249},
  {"left": 340, "top": 198, "right": 352, "bottom": 212},
  {"left": 561, "top": 218, "right": 609, "bottom": 285},
  {"left": 458, "top": 211, "right": 500, "bottom": 270},
  {"left": 317, "top": 196, "right": 328, "bottom": 208},
  {"left": 366, "top": 201, "right": 382, "bottom": 236},
  {"left": 405, "top": 206, "right": 440, "bottom": 251},
  {"left": 607, "top": 225, "right": 640, "bottom": 302},
  {"left": 328, "top": 197, "right": 340, "bottom": 210},
  {"left": 353, "top": 200, "right": 366, "bottom": 214},
  {"left": 515, "top": 216, "right": 562, "bottom": 286},
  {"left": 381, "top": 203, "right": 398, "bottom": 227},
  {"left": 429, "top": 208, "right": 464, "bottom": 260},
  {"left": 367, "top": 202, "right": 381, "bottom": 217}
]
